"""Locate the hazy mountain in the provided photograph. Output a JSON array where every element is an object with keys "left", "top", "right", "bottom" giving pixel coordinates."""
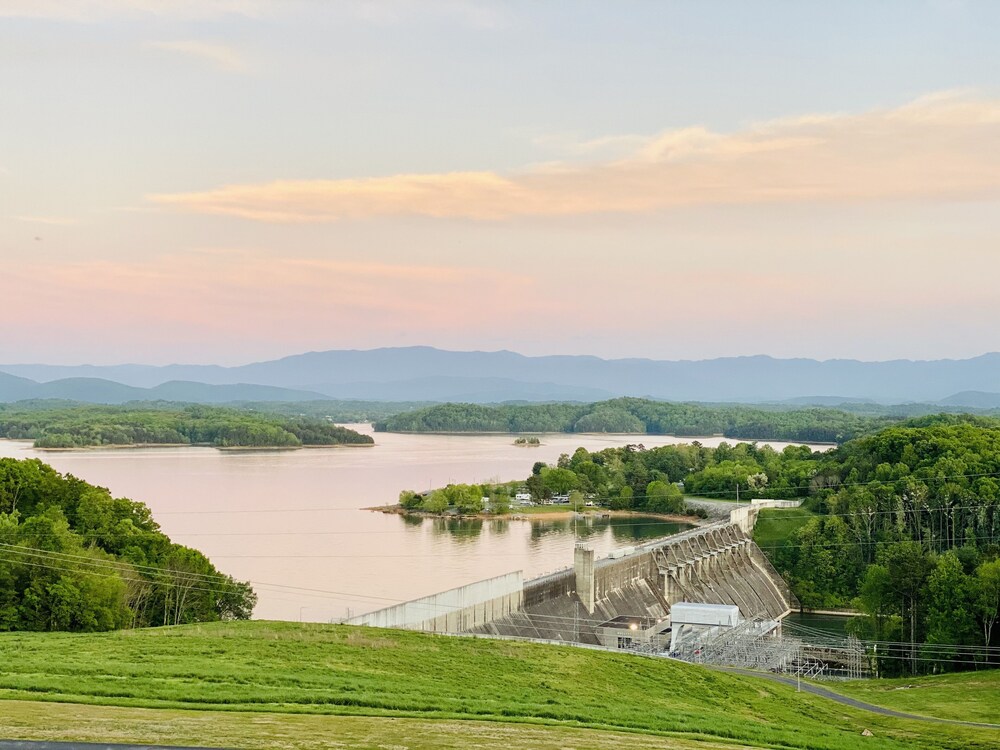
[
  {"left": 4, "top": 347, "right": 1000, "bottom": 404},
  {"left": 309, "top": 376, "right": 613, "bottom": 403},
  {"left": 0, "top": 377, "right": 330, "bottom": 405},
  {"left": 0, "top": 371, "right": 40, "bottom": 402},
  {"left": 774, "top": 395, "right": 880, "bottom": 407},
  {"left": 938, "top": 391, "right": 1000, "bottom": 409},
  {"left": 147, "top": 381, "right": 330, "bottom": 403}
]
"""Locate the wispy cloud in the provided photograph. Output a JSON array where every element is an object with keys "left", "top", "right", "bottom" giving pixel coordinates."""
[
  {"left": 147, "top": 40, "right": 248, "bottom": 73},
  {"left": 151, "top": 92, "right": 1000, "bottom": 222}
]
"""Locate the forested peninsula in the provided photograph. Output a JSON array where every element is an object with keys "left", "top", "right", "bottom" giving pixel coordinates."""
[
  {"left": 484, "top": 414, "right": 1000, "bottom": 675},
  {"left": 0, "top": 457, "right": 255, "bottom": 630},
  {"left": 374, "top": 397, "right": 897, "bottom": 443},
  {"left": 0, "top": 403, "right": 374, "bottom": 449}
]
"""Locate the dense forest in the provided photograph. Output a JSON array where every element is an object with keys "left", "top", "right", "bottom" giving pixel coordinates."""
[
  {"left": 374, "top": 398, "right": 898, "bottom": 443},
  {"left": 0, "top": 457, "right": 255, "bottom": 631},
  {"left": 226, "top": 399, "right": 432, "bottom": 422},
  {"left": 476, "top": 415, "right": 1000, "bottom": 674},
  {"left": 0, "top": 403, "right": 374, "bottom": 448}
]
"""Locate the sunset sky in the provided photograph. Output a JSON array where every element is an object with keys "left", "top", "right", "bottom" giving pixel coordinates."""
[{"left": 3, "top": 1, "right": 999, "bottom": 365}]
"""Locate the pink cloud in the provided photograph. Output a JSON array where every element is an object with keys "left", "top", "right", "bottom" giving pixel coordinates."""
[{"left": 151, "top": 92, "right": 1000, "bottom": 222}]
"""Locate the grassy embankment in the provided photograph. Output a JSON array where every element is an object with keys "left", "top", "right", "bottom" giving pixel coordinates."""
[
  {"left": 829, "top": 671, "right": 1000, "bottom": 724},
  {"left": 0, "top": 621, "right": 996, "bottom": 750},
  {"left": 752, "top": 506, "right": 817, "bottom": 551}
]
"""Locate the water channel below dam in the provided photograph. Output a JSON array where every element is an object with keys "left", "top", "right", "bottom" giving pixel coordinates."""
[{"left": 0, "top": 426, "right": 832, "bottom": 621}]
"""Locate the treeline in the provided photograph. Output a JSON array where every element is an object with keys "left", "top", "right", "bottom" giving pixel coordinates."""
[
  {"left": 227, "top": 399, "right": 432, "bottom": 423},
  {"left": 0, "top": 457, "right": 255, "bottom": 631},
  {"left": 374, "top": 398, "right": 896, "bottom": 443},
  {"left": 763, "top": 417, "right": 1000, "bottom": 673},
  {"left": 0, "top": 403, "right": 374, "bottom": 448}
]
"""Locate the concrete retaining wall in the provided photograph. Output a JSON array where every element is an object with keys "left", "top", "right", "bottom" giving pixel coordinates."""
[
  {"left": 728, "top": 505, "right": 758, "bottom": 533},
  {"left": 729, "top": 499, "right": 802, "bottom": 532},
  {"left": 347, "top": 571, "right": 523, "bottom": 633},
  {"left": 750, "top": 499, "right": 803, "bottom": 509}
]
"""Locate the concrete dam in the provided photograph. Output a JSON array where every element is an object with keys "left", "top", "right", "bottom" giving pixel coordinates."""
[{"left": 348, "top": 502, "right": 800, "bottom": 648}]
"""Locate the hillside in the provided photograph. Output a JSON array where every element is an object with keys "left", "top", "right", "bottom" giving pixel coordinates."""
[
  {"left": 0, "top": 457, "right": 255, "bottom": 630},
  {"left": 0, "top": 621, "right": 995, "bottom": 750},
  {"left": 832, "top": 671, "right": 1000, "bottom": 724}
]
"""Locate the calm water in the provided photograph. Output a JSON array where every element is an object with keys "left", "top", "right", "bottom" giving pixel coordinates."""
[{"left": 0, "top": 428, "right": 829, "bottom": 621}]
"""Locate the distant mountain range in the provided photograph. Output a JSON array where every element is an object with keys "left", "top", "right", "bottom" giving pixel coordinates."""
[
  {"left": 2, "top": 347, "right": 1000, "bottom": 405},
  {"left": 0, "top": 372, "right": 328, "bottom": 405}
]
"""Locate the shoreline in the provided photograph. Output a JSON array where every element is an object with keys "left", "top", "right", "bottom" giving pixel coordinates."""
[
  {"left": 365, "top": 504, "right": 702, "bottom": 525},
  {"left": 31, "top": 441, "right": 374, "bottom": 453},
  {"left": 374, "top": 429, "right": 838, "bottom": 447}
]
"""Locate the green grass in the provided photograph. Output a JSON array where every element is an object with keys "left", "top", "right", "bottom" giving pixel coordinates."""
[
  {"left": 0, "top": 700, "right": 737, "bottom": 750},
  {"left": 753, "top": 506, "right": 817, "bottom": 550},
  {"left": 829, "top": 671, "right": 1000, "bottom": 724},
  {"left": 0, "top": 621, "right": 996, "bottom": 749}
]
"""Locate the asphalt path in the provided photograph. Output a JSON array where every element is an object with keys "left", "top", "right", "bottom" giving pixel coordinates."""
[{"left": 716, "top": 667, "right": 1000, "bottom": 730}]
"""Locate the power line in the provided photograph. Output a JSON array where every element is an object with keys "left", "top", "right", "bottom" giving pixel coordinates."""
[{"left": 4, "top": 546, "right": 999, "bottom": 664}]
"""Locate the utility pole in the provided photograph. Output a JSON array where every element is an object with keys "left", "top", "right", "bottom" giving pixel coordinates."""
[{"left": 736, "top": 483, "right": 740, "bottom": 505}]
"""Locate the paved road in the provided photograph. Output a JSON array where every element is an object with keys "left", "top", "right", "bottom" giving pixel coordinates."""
[
  {"left": 716, "top": 667, "right": 1000, "bottom": 730},
  {"left": 0, "top": 742, "right": 225, "bottom": 750}
]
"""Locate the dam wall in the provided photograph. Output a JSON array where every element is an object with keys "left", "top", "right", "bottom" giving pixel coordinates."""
[
  {"left": 474, "top": 519, "right": 798, "bottom": 644},
  {"left": 351, "top": 505, "right": 799, "bottom": 647},
  {"left": 346, "top": 571, "right": 523, "bottom": 633}
]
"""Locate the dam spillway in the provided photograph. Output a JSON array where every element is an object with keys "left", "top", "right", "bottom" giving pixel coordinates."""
[
  {"left": 471, "top": 521, "right": 796, "bottom": 644},
  {"left": 347, "top": 502, "right": 800, "bottom": 646}
]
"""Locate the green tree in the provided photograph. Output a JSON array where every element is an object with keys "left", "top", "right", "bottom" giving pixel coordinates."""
[
  {"left": 881, "top": 542, "right": 934, "bottom": 674},
  {"left": 645, "top": 480, "right": 684, "bottom": 514},
  {"left": 540, "top": 467, "right": 578, "bottom": 496},
  {"left": 423, "top": 490, "right": 448, "bottom": 513},
  {"left": 609, "top": 486, "right": 633, "bottom": 511},
  {"left": 399, "top": 490, "right": 423, "bottom": 510},
  {"left": 973, "top": 558, "right": 1000, "bottom": 649},
  {"left": 924, "top": 551, "right": 976, "bottom": 668}
]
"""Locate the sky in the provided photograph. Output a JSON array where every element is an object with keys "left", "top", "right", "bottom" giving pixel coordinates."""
[{"left": 2, "top": 0, "right": 1000, "bottom": 365}]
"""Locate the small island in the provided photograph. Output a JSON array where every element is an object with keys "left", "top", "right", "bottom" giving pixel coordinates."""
[{"left": 513, "top": 436, "right": 541, "bottom": 446}]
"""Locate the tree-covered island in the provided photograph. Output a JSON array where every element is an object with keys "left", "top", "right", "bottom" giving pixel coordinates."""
[
  {"left": 0, "top": 402, "right": 374, "bottom": 449},
  {"left": 375, "top": 397, "right": 899, "bottom": 443}
]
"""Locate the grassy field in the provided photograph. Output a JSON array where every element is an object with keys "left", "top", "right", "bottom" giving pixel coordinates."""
[
  {"left": 753, "top": 506, "right": 817, "bottom": 550},
  {"left": 0, "top": 621, "right": 996, "bottom": 749},
  {"left": 829, "top": 671, "right": 1000, "bottom": 724},
  {"left": 0, "top": 700, "right": 746, "bottom": 750}
]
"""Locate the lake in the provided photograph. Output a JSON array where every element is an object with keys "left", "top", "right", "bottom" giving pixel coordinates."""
[{"left": 0, "top": 428, "right": 831, "bottom": 621}]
